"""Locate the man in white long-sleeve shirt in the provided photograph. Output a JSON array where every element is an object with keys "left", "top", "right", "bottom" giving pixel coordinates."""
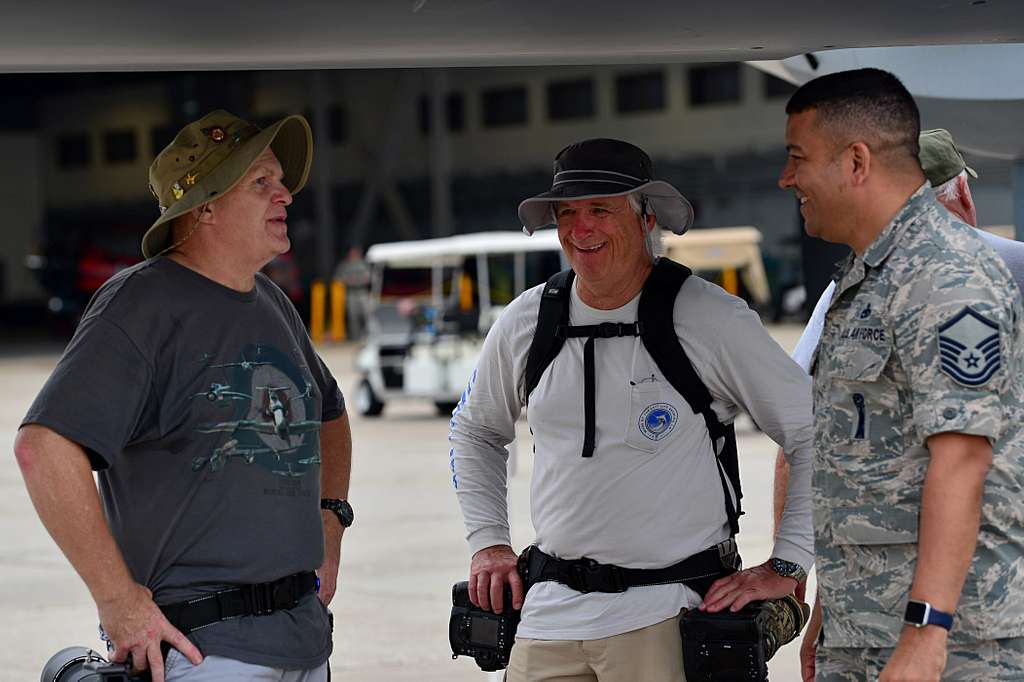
[{"left": 448, "top": 138, "right": 816, "bottom": 681}]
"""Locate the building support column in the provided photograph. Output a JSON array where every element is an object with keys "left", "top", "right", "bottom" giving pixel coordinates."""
[
  {"left": 428, "top": 69, "right": 453, "bottom": 238},
  {"left": 309, "top": 70, "right": 336, "bottom": 280}
]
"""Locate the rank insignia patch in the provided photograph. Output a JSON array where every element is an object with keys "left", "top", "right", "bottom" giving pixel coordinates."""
[{"left": 938, "top": 307, "right": 1000, "bottom": 387}]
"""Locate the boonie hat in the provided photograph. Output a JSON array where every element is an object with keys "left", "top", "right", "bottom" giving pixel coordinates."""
[
  {"left": 518, "top": 138, "right": 695, "bottom": 236},
  {"left": 142, "top": 109, "right": 313, "bottom": 259},
  {"left": 919, "top": 128, "right": 977, "bottom": 188}
]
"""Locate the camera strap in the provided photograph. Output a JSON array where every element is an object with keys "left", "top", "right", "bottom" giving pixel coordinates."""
[
  {"left": 520, "top": 540, "right": 739, "bottom": 599},
  {"left": 159, "top": 571, "right": 319, "bottom": 634}
]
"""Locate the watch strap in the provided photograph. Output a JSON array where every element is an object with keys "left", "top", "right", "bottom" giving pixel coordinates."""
[
  {"left": 769, "top": 557, "right": 807, "bottom": 582},
  {"left": 320, "top": 498, "right": 354, "bottom": 528}
]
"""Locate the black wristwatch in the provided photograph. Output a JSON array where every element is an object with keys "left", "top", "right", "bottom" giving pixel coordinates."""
[
  {"left": 904, "top": 600, "right": 954, "bottom": 631},
  {"left": 320, "top": 498, "right": 354, "bottom": 528},
  {"left": 769, "top": 557, "right": 808, "bottom": 583}
]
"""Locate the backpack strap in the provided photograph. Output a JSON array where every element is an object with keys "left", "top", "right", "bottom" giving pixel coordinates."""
[
  {"left": 521, "top": 269, "right": 574, "bottom": 405},
  {"left": 639, "top": 258, "right": 744, "bottom": 536},
  {"left": 521, "top": 268, "right": 642, "bottom": 458}
]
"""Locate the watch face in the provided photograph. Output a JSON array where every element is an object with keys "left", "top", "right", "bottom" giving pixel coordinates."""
[{"left": 905, "top": 600, "right": 928, "bottom": 624}]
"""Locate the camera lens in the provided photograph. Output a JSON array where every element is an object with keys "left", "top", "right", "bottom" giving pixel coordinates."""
[{"left": 40, "top": 646, "right": 107, "bottom": 682}]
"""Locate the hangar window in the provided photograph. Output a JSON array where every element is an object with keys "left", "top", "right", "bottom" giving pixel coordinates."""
[
  {"left": 615, "top": 71, "right": 665, "bottom": 114},
  {"left": 689, "top": 63, "right": 742, "bottom": 106},
  {"left": 482, "top": 86, "right": 528, "bottom": 127},
  {"left": 103, "top": 129, "right": 137, "bottom": 163},
  {"left": 57, "top": 133, "right": 91, "bottom": 169},
  {"left": 328, "top": 105, "right": 347, "bottom": 144},
  {"left": 150, "top": 125, "right": 176, "bottom": 156},
  {"left": 547, "top": 78, "right": 595, "bottom": 121},
  {"left": 418, "top": 93, "right": 465, "bottom": 134}
]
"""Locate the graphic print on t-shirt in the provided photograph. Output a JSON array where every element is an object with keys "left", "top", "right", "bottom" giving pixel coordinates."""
[{"left": 191, "top": 343, "right": 321, "bottom": 478}]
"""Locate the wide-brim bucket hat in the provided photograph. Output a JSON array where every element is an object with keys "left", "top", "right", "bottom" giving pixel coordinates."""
[
  {"left": 518, "top": 138, "right": 694, "bottom": 235},
  {"left": 142, "top": 109, "right": 313, "bottom": 259}
]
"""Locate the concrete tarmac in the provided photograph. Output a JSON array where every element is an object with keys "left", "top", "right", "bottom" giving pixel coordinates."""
[{"left": 3, "top": 325, "right": 813, "bottom": 681}]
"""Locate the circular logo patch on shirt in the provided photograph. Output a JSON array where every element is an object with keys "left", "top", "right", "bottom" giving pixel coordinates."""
[{"left": 638, "top": 403, "right": 678, "bottom": 441}]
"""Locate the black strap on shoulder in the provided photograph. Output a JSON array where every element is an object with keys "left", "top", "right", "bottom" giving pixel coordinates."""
[
  {"left": 639, "top": 259, "right": 744, "bottom": 536},
  {"left": 521, "top": 269, "right": 574, "bottom": 405}
]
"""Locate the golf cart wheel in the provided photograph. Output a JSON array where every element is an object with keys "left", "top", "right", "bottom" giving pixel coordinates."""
[
  {"left": 356, "top": 378, "right": 384, "bottom": 417},
  {"left": 434, "top": 401, "right": 459, "bottom": 417}
]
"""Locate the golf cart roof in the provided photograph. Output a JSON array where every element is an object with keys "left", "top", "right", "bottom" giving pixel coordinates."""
[{"left": 366, "top": 230, "right": 562, "bottom": 268}]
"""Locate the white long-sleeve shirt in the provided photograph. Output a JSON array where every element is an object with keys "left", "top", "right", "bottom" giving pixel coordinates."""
[{"left": 449, "top": 271, "right": 814, "bottom": 640}]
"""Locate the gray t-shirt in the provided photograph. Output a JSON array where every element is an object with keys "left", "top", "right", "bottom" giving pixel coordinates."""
[{"left": 23, "top": 257, "right": 345, "bottom": 670}]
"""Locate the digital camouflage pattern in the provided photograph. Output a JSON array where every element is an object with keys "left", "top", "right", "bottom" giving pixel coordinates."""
[
  {"left": 811, "top": 184, "right": 1024, "bottom": 649},
  {"left": 817, "top": 637, "right": 1024, "bottom": 681}
]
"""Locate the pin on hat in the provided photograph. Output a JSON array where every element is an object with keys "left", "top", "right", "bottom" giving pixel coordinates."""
[
  {"left": 518, "top": 138, "right": 695, "bottom": 236},
  {"left": 142, "top": 110, "right": 313, "bottom": 259}
]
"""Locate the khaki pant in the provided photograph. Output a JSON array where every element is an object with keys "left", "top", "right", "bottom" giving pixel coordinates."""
[{"left": 506, "top": 612, "right": 686, "bottom": 682}]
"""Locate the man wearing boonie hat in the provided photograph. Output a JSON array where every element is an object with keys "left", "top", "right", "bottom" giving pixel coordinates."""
[
  {"left": 449, "top": 138, "right": 816, "bottom": 680},
  {"left": 15, "top": 111, "right": 352, "bottom": 682}
]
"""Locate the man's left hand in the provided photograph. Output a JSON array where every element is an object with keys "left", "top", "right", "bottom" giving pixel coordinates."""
[
  {"left": 317, "top": 510, "right": 344, "bottom": 605},
  {"left": 879, "top": 627, "right": 948, "bottom": 681},
  {"left": 699, "top": 561, "right": 797, "bottom": 613}
]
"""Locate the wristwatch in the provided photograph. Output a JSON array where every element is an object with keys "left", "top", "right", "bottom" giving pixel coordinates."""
[
  {"left": 769, "top": 557, "right": 808, "bottom": 583},
  {"left": 904, "top": 600, "right": 954, "bottom": 631},
  {"left": 320, "top": 498, "right": 354, "bottom": 528}
]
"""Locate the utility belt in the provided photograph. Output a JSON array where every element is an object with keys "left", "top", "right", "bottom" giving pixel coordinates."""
[
  {"left": 518, "top": 539, "right": 741, "bottom": 598},
  {"left": 451, "top": 542, "right": 810, "bottom": 680},
  {"left": 159, "top": 571, "right": 319, "bottom": 634}
]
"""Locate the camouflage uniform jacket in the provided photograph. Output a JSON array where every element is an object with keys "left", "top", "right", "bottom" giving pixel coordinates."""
[{"left": 811, "top": 183, "right": 1024, "bottom": 648}]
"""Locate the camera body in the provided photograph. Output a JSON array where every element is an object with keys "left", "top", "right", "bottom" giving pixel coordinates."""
[
  {"left": 681, "top": 595, "right": 810, "bottom": 682},
  {"left": 41, "top": 647, "right": 150, "bottom": 682},
  {"left": 449, "top": 581, "right": 520, "bottom": 672}
]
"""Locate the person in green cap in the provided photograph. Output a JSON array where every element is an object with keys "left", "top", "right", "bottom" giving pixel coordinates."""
[{"left": 14, "top": 111, "right": 352, "bottom": 682}]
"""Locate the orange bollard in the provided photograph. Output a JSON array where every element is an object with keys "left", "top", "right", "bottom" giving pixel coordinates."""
[
  {"left": 459, "top": 273, "right": 474, "bottom": 311},
  {"left": 331, "top": 280, "right": 346, "bottom": 342},
  {"left": 722, "top": 268, "right": 739, "bottom": 296},
  {"left": 310, "top": 279, "right": 326, "bottom": 344}
]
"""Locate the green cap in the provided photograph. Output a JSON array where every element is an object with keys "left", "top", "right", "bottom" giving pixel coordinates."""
[
  {"left": 142, "top": 110, "right": 313, "bottom": 259},
  {"left": 919, "top": 128, "right": 978, "bottom": 188}
]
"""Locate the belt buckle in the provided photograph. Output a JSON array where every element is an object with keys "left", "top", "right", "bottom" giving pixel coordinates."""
[
  {"left": 251, "top": 582, "right": 274, "bottom": 616},
  {"left": 570, "top": 558, "right": 624, "bottom": 593},
  {"left": 570, "top": 560, "right": 596, "bottom": 593}
]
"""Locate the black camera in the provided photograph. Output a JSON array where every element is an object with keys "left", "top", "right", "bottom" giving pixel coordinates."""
[
  {"left": 681, "top": 595, "right": 811, "bottom": 681},
  {"left": 449, "top": 581, "right": 520, "bottom": 672},
  {"left": 41, "top": 647, "right": 150, "bottom": 682}
]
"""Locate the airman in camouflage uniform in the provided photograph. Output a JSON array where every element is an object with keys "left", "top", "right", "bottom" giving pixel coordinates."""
[
  {"left": 781, "top": 68, "right": 1024, "bottom": 680},
  {"left": 812, "top": 185, "right": 1024, "bottom": 678}
]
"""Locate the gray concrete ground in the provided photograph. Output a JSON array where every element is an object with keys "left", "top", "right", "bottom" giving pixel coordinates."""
[{"left": 3, "top": 324, "right": 813, "bottom": 681}]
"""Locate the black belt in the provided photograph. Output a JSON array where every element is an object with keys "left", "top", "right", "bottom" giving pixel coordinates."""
[
  {"left": 519, "top": 540, "right": 739, "bottom": 598},
  {"left": 159, "top": 571, "right": 319, "bottom": 634}
]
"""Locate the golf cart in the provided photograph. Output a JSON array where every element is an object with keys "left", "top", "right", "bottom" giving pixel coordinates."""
[{"left": 353, "top": 230, "right": 566, "bottom": 417}]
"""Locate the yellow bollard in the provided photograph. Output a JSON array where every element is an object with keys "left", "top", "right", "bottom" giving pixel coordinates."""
[
  {"left": 331, "top": 280, "right": 347, "bottom": 342},
  {"left": 310, "top": 279, "right": 326, "bottom": 344},
  {"left": 722, "top": 268, "right": 739, "bottom": 296}
]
